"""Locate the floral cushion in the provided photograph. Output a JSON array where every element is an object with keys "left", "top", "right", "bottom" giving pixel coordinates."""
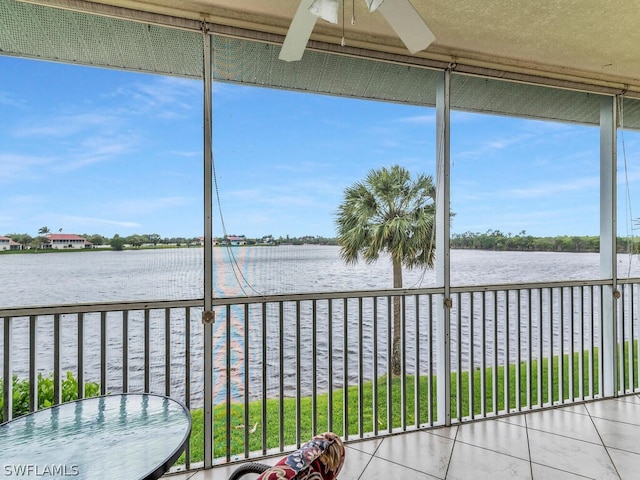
[{"left": 256, "top": 432, "right": 345, "bottom": 480}]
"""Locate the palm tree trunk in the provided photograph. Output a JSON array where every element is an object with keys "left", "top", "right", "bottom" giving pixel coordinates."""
[{"left": 391, "top": 259, "right": 402, "bottom": 376}]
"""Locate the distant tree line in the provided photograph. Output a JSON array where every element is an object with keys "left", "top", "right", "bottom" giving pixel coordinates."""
[
  {"left": 3, "top": 232, "right": 204, "bottom": 251},
  {"left": 3, "top": 231, "right": 340, "bottom": 251},
  {"left": 104, "top": 233, "right": 206, "bottom": 250},
  {"left": 7, "top": 229, "right": 640, "bottom": 253},
  {"left": 273, "top": 235, "right": 338, "bottom": 246},
  {"left": 451, "top": 230, "right": 639, "bottom": 253}
]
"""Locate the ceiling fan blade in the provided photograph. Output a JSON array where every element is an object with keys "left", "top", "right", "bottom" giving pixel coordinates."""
[
  {"left": 364, "top": 0, "right": 385, "bottom": 11},
  {"left": 309, "top": 0, "right": 339, "bottom": 24},
  {"left": 279, "top": 0, "right": 320, "bottom": 62},
  {"left": 376, "top": 0, "right": 435, "bottom": 54}
]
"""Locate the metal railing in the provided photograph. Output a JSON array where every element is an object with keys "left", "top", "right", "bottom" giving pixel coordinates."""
[
  {"left": 1, "top": 299, "right": 202, "bottom": 468},
  {"left": 1, "top": 278, "right": 638, "bottom": 470}
]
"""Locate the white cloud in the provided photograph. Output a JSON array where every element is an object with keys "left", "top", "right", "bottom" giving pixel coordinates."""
[
  {"left": 453, "top": 204, "right": 599, "bottom": 237},
  {"left": 169, "top": 150, "right": 200, "bottom": 158},
  {"left": 44, "top": 132, "right": 140, "bottom": 172},
  {"left": 273, "top": 160, "right": 332, "bottom": 174},
  {"left": 395, "top": 114, "right": 436, "bottom": 125},
  {"left": 53, "top": 215, "right": 141, "bottom": 229},
  {"left": 450, "top": 111, "right": 480, "bottom": 123},
  {"left": 110, "top": 196, "right": 195, "bottom": 216},
  {"left": 0, "top": 153, "right": 52, "bottom": 181},
  {"left": 505, "top": 176, "right": 599, "bottom": 199},
  {"left": 14, "top": 112, "right": 117, "bottom": 138},
  {"left": 0, "top": 91, "right": 24, "bottom": 107},
  {"left": 454, "top": 132, "right": 535, "bottom": 161},
  {"left": 7, "top": 194, "right": 43, "bottom": 206},
  {"left": 225, "top": 177, "right": 334, "bottom": 211},
  {"left": 618, "top": 166, "right": 640, "bottom": 185},
  {"left": 110, "top": 76, "right": 200, "bottom": 118}
]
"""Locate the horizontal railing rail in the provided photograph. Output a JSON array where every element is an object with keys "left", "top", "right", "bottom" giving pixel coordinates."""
[
  {"left": 0, "top": 298, "right": 204, "bottom": 317},
  {"left": 1, "top": 278, "right": 638, "bottom": 471}
]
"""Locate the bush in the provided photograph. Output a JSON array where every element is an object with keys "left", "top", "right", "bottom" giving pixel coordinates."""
[{"left": 0, "top": 372, "right": 100, "bottom": 422}]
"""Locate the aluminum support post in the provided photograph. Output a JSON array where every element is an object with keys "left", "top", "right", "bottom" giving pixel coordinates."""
[
  {"left": 202, "top": 26, "right": 214, "bottom": 468},
  {"left": 436, "top": 68, "right": 452, "bottom": 426},
  {"left": 600, "top": 95, "right": 618, "bottom": 397}
]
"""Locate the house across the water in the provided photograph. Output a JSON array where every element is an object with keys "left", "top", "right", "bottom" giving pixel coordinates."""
[
  {"left": 43, "top": 234, "right": 93, "bottom": 250},
  {"left": 0, "top": 236, "right": 22, "bottom": 251},
  {"left": 226, "top": 235, "right": 247, "bottom": 246}
]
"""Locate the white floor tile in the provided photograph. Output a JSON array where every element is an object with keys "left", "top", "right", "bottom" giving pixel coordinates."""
[
  {"left": 498, "top": 414, "right": 527, "bottom": 426},
  {"left": 455, "top": 418, "right": 529, "bottom": 461},
  {"left": 447, "top": 442, "right": 532, "bottom": 480},
  {"left": 531, "top": 463, "right": 593, "bottom": 479},
  {"left": 615, "top": 393, "right": 640, "bottom": 405},
  {"left": 374, "top": 431, "right": 454, "bottom": 478},
  {"left": 360, "top": 456, "right": 440, "bottom": 480},
  {"left": 527, "top": 429, "right": 619, "bottom": 480},
  {"left": 164, "top": 472, "right": 196, "bottom": 480},
  {"left": 163, "top": 398, "right": 640, "bottom": 480},
  {"left": 338, "top": 446, "right": 374, "bottom": 480},
  {"left": 592, "top": 416, "right": 640, "bottom": 454},
  {"left": 428, "top": 425, "right": 458, "bottom": 440},
  {"left": 345, "top": 437, "right": 382, "bottom": 455},
  {"left": 524, "top": 407, "right": 601, "bottom": 444},
  {"left": 554, "top": 403, "right": 589, "bottom": 416},
  {"left": 586, "top": 398, "right": 640, "bottom": 426},
  {"left": 607, "top": 447, "right": 640, "bottom": 480}
]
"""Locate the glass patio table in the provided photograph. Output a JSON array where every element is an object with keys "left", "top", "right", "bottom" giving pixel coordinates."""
[{"left": 0, "top": 393, "right": 191, "bottom": 479}]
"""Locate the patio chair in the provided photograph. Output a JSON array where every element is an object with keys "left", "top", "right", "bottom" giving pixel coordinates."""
[{"left": 229, "top": 432, "right": 345, "bottom": 480}]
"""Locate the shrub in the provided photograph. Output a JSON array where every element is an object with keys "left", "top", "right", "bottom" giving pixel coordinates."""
[{"left": 0, "top": 372, "right": 100, "bottom": 422}]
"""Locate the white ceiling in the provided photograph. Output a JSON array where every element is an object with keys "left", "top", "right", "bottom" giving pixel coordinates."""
[{"left": 33, "top": 0, "right": 640, "bottom": 93}]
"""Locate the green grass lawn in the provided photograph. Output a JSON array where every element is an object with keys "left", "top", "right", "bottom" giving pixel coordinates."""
[{"left": 179, "top": 343, "right": 637, "bottom": 464}]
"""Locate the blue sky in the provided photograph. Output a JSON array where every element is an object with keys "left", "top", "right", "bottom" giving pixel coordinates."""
[{"left": 2, "top": 54, "right": 640, "bottom": 240}]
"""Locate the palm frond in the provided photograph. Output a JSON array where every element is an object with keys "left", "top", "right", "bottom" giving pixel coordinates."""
[{"left": 335, "top": 164, "right": 437, "bottom": 275}]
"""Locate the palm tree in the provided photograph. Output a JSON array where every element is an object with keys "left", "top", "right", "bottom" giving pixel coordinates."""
[
  {"left": 34, "top": 226, "right": 51, "bottom": 251},
  {"left": 335, "top": 165, "right": 436, "bottom": 376}
]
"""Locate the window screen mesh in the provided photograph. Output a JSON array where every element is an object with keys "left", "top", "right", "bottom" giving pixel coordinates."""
[
  {"left": 0, "top": 0, "right": 202, "bottom": 77},
  {"left": 210, "top": 35, "right": 439, "bottom": 106},
  {"left": 3, "top": 0, "right": 640, "bottom": 129},
  {"left": 450, "top": 74, "right": 604, "bottom": 126}
]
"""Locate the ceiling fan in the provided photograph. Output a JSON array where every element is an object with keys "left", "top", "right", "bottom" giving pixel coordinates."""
[{"left": 279, "top": 0, "right": 435, "bottom": 62}]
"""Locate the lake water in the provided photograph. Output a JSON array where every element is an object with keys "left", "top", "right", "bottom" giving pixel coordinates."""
[
  {"left": 4, "top": 246, "right": 640, "bottom": 308},
  {"left": 2, "top": 247, "right": 640, "bottom": 405}
]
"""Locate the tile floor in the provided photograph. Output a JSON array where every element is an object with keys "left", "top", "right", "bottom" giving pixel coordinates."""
[{"left": 165, "top": 394, "right": 640, "bottom": 480}]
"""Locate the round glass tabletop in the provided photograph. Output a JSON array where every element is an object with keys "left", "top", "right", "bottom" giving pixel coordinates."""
[{"left": 0, "top": 393, "right": 191, "bottom": 480}]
